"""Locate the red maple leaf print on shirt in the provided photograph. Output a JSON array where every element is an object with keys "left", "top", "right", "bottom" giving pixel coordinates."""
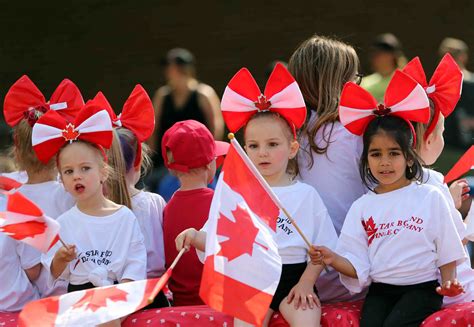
[
  {"left": 0, "top": 221, "right": 47, "bottom": 240},
  {"left": 216, "top": 205, "right": 260, "bottom": 262},
  {"left": 71, "top": 287, "right": 129, "bottom": 312},
  {"left": 362, "top": 216, "right": 378, "bottom": 246}
]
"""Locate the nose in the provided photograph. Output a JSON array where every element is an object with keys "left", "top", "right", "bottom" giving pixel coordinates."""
[
  {"left": 380, "top": 154, "right": 391, "bottom": 166},
  {"left": 258, "top": 146, "right": 268, "bottom": 157},
  {"left": 72, "top": 170, "right": 81, "bottom": 180}
]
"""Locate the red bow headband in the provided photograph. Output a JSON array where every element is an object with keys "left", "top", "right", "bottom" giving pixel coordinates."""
[
  {"left": 31, "top": 99, "right": 113, "bottom": 164},
  {"left": 402, "top": 53, "right": 463, "bottom": 140},
  {"left": 339, "top": 70, "right": 430, "bottom": 144},
  {"left": 93, "top": 85, "right": 155, "bottom": 168},
  {"left": 221, "top": 63, "right": 306, "bottom": 137},
  {"left": 3, "top": 75, "right": 84, "bottom": 127}
]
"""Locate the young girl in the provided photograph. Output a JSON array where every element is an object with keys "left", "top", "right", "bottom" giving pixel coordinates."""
[
  {"left": 311, "top": 71, "right": 467, "bottom": 327},
  {"left": 3, "top": 75, "right": 83, "bottom": 297},
  {"left": 32, "top": 101, "right": 146, "bottom": 324},
  {"left": 96, "top": 86, "right": 169, "bottom": 307},
  {"left": 403, "top": 54, "right": 474, "bottom": 305},
  {"left": 0, "top": 185, "right": 41, "bottom": 312},
  {"left": 176, "top": 63, "right": 338, "bottom": 327},
  {"left": 288, "top": 35, "right": 366, "bottom": 303}
]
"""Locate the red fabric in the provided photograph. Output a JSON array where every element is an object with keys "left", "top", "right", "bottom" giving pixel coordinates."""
[
  {"left": 222, "top": 63, "right": 306, "bottom": 134},
  {"left": 0, "top": 312, "right": 20, "bottom": 327},
  {"left": 6, "top": 301, "right": 474, "bottom": 326},
  {"left": 422, "top": 302, "right": 474, "bottom": 326},
  {"left": 163, "top": 188, "right": 214, "bottom": 306},
  {"left": 200, "top": 255, "right": 274, "bottom": 325},
  {"left": 444, "top": 145, "right": 474, "bottom": 183},
  {"left": 161, "top": 120, "right": 229, "bottom": 172},
  {"left": 32, "top": 101, "right": 113, "bottom": 163},
  {"left": 121, "top": 302, "right": 364, "bottom": 327},
  {"left": 0, "top": 176, "right": 22, "bottom": 191}
]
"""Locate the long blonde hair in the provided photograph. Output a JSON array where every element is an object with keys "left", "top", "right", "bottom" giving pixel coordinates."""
[
  {"left": 105, "top": 130, "right": 132, "bottom": 209},
  {"left": 289, "top": 35, "right": 359, "bottom": 166}
]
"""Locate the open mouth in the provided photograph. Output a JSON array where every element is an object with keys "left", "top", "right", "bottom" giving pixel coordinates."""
[
  {"left": 258, "top": 162, "right": 271, "bottom": 167},
  {"left": 378, "top": 170, "right": 394, "bottom": 175},
  {"left": 74, "top": 184, "right": 85, "bottom": 193}
]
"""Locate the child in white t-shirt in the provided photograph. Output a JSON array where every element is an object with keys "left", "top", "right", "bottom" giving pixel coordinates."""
[
  {"left": 3, "top": 76, "right": 82, "bottom": 297},
  {"left": 403, "top": 54, "right": 474, "bottom": 305},
  {"left": 0, "top": 193, "right": 41, "bottom": 312},
  {"left": 176, "top": 64, "right": 338, "bottom": 327},
  {"left": 32, "top": 101, "right": 146, "bottom": 327},
  {"left": 311, "top": 71, "right": 467, "bottom": 326}
]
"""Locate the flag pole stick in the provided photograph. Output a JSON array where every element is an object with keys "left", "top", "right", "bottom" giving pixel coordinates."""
[
  {"left": 148, "top": 248, "right": 186, "bottom": 303},
  {"left": 228, "top": 134, "right": 328, "bottom": 271}
]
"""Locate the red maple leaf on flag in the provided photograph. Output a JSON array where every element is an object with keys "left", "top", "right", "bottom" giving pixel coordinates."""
[
  {"left": 71, "top": 287, "right": 129, "bottom": 312},
  {"left": 216, "top": 205, "right": 261, "bottom": 262},
  {"left": 0, "top": 221, "right": 47, "bottom": 240},
  {"left": 361, "top": 216, "right": 378, "bottom": 246}
]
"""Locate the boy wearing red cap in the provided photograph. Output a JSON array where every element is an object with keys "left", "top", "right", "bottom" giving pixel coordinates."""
[{"left": 161, "top": 119, "right": 228, "bottom": 306}]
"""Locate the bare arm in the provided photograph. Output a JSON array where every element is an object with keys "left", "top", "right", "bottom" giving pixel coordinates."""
[
  {"left": 25, "top": 263, "right": 41, "bottom": 282},
  {"left": 310, "top": 246, "right": 358, "bottom": 278},
  {"left": 148, "top": 87, "right": 167, "bottom": 153},
  {"left": 197, "top": 84, "right": 224, "bottom": 140}
]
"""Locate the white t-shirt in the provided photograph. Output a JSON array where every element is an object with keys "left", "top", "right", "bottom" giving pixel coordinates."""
[
  {"left": 272, "top": 181, "right": 338, "bottom": 264},
  {"left": 18, "top": 181, "right": 75, "bottom": 297},
  {"left": 0, "top": 227, "right": 41, "bottom": 311},
  {"left": 131, "top": 191, "right": 166, "bottom": 278},
  {"left": 1, "top": 171, "right": 28, "bottom": 184},
  {"left": 337, "top": 182, "right": 466, "bottom": 293},
  {"left": 43, "top": 206, "right": 146, "bottom": 286},
  {"left": 423, "top": 168, "right": 474, "bottom": 306},
  {"left": 18, "top": 181, "right": 75, "bottom": 219},
  {"left": 465, "top": 201, "right": 474, "bottom": 242},
  {"left": 298, "top": 116, "right": 366, "bottom": 235}
]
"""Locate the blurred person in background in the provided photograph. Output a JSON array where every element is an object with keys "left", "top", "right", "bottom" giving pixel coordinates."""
[
  {"left": 439, "top": 37, "right": 474, "bottom": 151},
  {"left": 147, "top": 48, "right": 224, "bottom": 196},
  {"left": 360, "top": 33, "right": 407, "bottom": 101}
]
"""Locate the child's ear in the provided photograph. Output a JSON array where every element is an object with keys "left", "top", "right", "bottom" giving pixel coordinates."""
[
  {"left": 100, "top": 165, "right": 110, "bottom": 183},
  {"left": 289, "top": 140, "right": 299, "bottom": 159}
]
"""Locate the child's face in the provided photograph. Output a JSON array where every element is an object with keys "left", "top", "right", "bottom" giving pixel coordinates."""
[
  {"left": 419, "top": 114, "right": 445, "bottom": 166},
  {"left": 244, "top": 116, "right": 298, "bottom": 186},
  {"left": 58, "top": 142, "right": 107, "bottom": 202},
  {"left": 368, "top": 132, "right": 411, "bottom": 193}
]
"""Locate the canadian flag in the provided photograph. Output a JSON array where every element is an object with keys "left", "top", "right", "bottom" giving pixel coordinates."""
[
  {"left": 0, "top": 191, "right": 60, "bottom": 253},
  {"left": 200, "top": 139, "right": 282, "bottom": 326},
  {"left": 444, "top": 145, "right": 474, "bottom": 183},
  {"left": 0, "top": 176, "right": 22, "bottom": 191},
  {"left": 19, "top": 278, "right": 163, "bottom": 326}
]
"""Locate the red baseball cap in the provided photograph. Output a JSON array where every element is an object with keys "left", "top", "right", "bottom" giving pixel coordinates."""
[{"left": 161, "top": 120, "right": 229, "bottom": 172}]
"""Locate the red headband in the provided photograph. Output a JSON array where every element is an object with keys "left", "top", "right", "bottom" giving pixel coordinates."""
[
  {"left": 221, "top": 63, "right": 306, "bottom": 137},
  {"left": 4, "top": 75, "right": 84, "bottom": 127},
  {"left": 338, "top": 70, "right": 430, "bottom": 145},
  {"left": 31, "top": 99, "right": 113, "bottom": 164},
  {"left": 93, "top": 85, "right": 155, "bottom": 168},
  {"left": 402, "top": 53, "right": 463, "bottom": 140}
]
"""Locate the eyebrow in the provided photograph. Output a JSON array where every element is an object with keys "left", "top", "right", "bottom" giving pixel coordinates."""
[
  {"left": 368, "top": 147, "right": 401, "bottom": 152},
  {"left": 61, "top": 161, "right": 94, "bottom": 168}
]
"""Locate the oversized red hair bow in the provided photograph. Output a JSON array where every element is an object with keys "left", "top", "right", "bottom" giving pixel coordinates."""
[
  {"left": 93, "top": 85, "right": 155, "bottom": 167},
  {"left": 402, "top": 53, "right": 463, "bottom": 139},
  {"left": 339, "top": 70, "right": 430, "bottom": 143},
  {"left": 3, "top": 75, "right": 84, "bottom": 127},
  {"left": 31, "top": 99, "right": 113, "bottom": 163},
  {"left": 221, "top": 63, "right": 306, "bottom": 136}
]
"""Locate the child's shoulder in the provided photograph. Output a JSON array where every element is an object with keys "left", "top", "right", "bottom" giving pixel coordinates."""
[
  {"left": 133, "top": 190, "right": 166, "bottom": 206},
  {"left": 275, "top": 181, "right": 324, "bottom": 202},
  {"left": 422, "top": 168, "right": 445, "bottom": 187}
]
